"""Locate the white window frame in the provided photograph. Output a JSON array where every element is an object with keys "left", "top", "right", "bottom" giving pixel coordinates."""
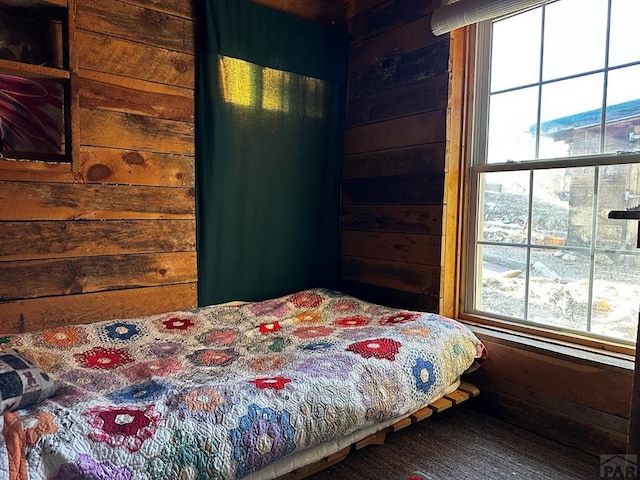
[{"left": 460, "top": 3, "right": 640, "bottom": 352}]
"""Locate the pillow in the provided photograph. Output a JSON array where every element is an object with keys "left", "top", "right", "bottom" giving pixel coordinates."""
[{"left": 0, "top": 348, "right": 57, "bottom": 414}]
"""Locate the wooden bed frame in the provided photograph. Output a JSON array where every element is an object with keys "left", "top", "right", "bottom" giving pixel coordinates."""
[{"left": 275, "top": 381, "right": 480, "bottom": 480}]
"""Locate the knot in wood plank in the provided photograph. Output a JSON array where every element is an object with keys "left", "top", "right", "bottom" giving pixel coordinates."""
[
  {"left": 122, "top": 152, "right": 145, "bottom": 166},
  {"left": 86, "top": 164, "right": 112, "bottom": 182},
  {"left": 172, "top": 59, "right": 188, "bottom": 73}
]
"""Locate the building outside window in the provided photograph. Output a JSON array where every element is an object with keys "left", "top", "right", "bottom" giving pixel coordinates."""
[{"left": 466, "top": 0, "right": 640, "bottom": 345}]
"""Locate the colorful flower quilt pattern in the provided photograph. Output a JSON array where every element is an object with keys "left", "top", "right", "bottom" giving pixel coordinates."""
[{"left": 0, "top": 289, "right": 486, "bottom": 480}]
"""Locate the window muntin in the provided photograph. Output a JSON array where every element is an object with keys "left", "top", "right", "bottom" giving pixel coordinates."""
[{"left": 468, "top": 0, "right": 640, "bottom": 344}]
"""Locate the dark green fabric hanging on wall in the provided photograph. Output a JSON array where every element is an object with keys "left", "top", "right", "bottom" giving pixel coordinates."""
[{"left": 195, "top": 0, "right": 349, "bottom": 305}]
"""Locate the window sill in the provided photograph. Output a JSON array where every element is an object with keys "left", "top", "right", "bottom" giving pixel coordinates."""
[{"left": 465, "top": 321, "right": 634, "bottom": 372}]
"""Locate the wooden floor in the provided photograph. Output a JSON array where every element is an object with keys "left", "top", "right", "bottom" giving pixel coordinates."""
[{"left": 305, "top": 404, "right": 601, "bottom": 480}]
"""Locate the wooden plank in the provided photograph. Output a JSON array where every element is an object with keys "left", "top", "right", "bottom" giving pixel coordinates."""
[
  {"left": 355, "top": 429, "right": 388, "bottom": 450},
  {"left": 350, "top": 0, "right": 440, "bottom": 45},
  {"left": 390, "top": 416, "right": 412, "bottom": 431},
  {"left": 471, "top": 337, "right": 632, "bottom": 418},
  {"left": 469, "top": 373, "right": 628, "bottom": 434},
  {"left": 342, "top": 173, "right": 445, "bottom": 205},
  {"left": 344, "top": 111, "right": 446, "bottom": 155},
  {"left": 0, "top": 159, "right": 77, "bottom": 183},
  {"left": 440, "top": 27, "right": 473, "bottom": 318},
  {"left": 0, "top": 219, "right": 195, "bottom": 261},
  {"left": 349, "top": 15, "right": 437, "bottom": 72},
  {"left": 0, "top": 283, "right": 197, "bottom": 334},
  {"left": 470, "top": 387, "right": 627, "bottom": 456},
  {"left": 458, "top": 381, "right": 481, "bottom": 398},
  {"left": 115, "top": 0, "right": 193, "bottom": 19},
  {"left": 77, "top": 31, "right": 194, "bottom": 89},
  {"left": 78, "top": 70, "right": 194, "bottom": 122},
  {"left": 444, "top": 389, "right": 471, "bottom": 405},
  {"left": 251, "top": 0, "right": 347, "bottom": 29},
  {"left": 428, "top": 397, "right": 453, "bottom": 413},
  {"left": 341, "top": 204, "right": 443, "bottom": 234},
  {"left": 347, "top": 73, "right": 449, "bottom": 127},
  {"left": 410, "top": 406, "right": 434, "bottom": 422},
  {"left": 0, "top": 181, "right": 194, "bottom": 220},
  {"left": 276, "top": 473, "right": 297, "bottom": 480},
  {"left": 349, "top": 40, "right": 450, "bottom": 100},
  {"left": 76, "top": 0, "right": 194, "bottom": 54},
  {"left": 79, "top": 108, "right": 194, "bottom": 155},
  {"left": 339, "top": 280, "right": 439, "bottom": 312},
  {"left": 69, "top": 0, "right": 81, "bottom": 171},
  {"left": 79, "top": 146, "right": 194, "bottom": 187},
  {"left": 341, "top": 256, "right": 440, "bottom": 295},
  {"left": 341, "top": 231, "right": 441, "bottom": 265},
  {"left": 627, "top": 314, "right": 640, "bottom": 457},
  {"left": 0, "top": 0, "right": 66, "bottom": 6},
  {"left": 326, "top": 446, "right": 352, "bottom": 463},
  {"left": 0, "top": 59, "right": 68, "bottom": 79},
  {"left": 0, "top": 252, "right": 196, "bottom": 301},
  {"left": 344, "top": 143, "right": 445, "bottom": 179}
]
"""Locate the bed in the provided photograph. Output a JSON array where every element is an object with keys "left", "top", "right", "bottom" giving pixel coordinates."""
[{"left": 0, "top": 288, "right": 486, "bottom": 480}]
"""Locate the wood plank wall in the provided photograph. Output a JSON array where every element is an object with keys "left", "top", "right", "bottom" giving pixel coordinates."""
[
  {"left": 0, "top": 0, "right": 197, "bottom": 334},
  {"left": 340, "top": 0, "right": 448, "bottom": 312},
  {"left": 0, "top": 0, "right": 347, "bottom": 335},
  {"left": 342, "top": 0, "right": 632, "bottom": 456}
]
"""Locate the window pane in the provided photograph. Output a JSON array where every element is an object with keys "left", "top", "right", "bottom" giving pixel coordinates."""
[
  {"left": 476, "top": 244, "right": 527, "bottom": 318},
  {"left": 591, "top": 252, "right": 640, "bottom": 343},
  {"left": 490, "top": 8, "right": 541, "bottom": 92},
  {"left": 479, "top": 171, "right": 529, "bottom": 243},
  {"left": 531, "top": 169, "right": 570, "bottom": 247},
  {"left": 527, "top": 248, "right": 590, "bottom": 331},
  {"left": 472, "top": 0, "right": 640, "bottom": 345},
  {"left": 609, "top": 0, "right": 640, "bottom": 68},
  {"left": 538, "top": 74, "right": 604, "bottom": 158},
  {"left": 596, "top": 164, "right": 640, "bottom": 249},
  {"left": 542, "top": 0, "right": 607, "bottom": 81},
  {"left": 605, "top": 65, "right": 640, "bottom": 154},
  {"left": 487, "top": 87, "right": 538, "bottom": 163},
  {"left": 565, "top": 167, "right": 595, "bottom": 248}
]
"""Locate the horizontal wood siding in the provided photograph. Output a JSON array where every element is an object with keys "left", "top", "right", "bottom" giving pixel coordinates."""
[
  {"left": 0, "top": 284, "right": 198, "bottom": 333},
  {"left": 76, "top": 31, "right": 194, "bottom": 89},
  {"left": 340, "top": 0, "right": 448, "bottom": 311},
  {"left": 0, "top": 0, "right": 350, "bottom": 334},
  {"left": 0, "top": 0, "right": 197, "bottom": 333},
  {"left": 344, "top": 1, "right": 632, "bottom": 457},
  {"left": 0, "top": 220, "right": 195, "bottom": 261},
  {"left": 468, "top": 334, "right": 633, "bottom": 455},
  {"left": 2, "top": 252, "right": 196, "bottom": 301}
]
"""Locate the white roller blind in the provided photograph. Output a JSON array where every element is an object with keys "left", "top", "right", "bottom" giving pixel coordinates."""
[{"left": 431, "top": 0, "right": 550, "bottom": 36}]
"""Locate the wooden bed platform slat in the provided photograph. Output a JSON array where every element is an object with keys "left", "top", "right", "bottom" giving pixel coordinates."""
[
  {"left": 428, "top": 397, "right": 454, "bottom": 413},
  {"left": 276, "top": 382, "right": 479, "bottom": 480},
  {"left": 445, "top": 389, "right": 471, "bottom": 404},
  {"left": 458, "top": 381, "right": 481, "bottom": 397}
]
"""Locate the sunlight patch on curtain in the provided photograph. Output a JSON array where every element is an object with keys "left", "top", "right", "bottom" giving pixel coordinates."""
[{"left": 218, "top": 55, "right": 325, "bottom": 118}]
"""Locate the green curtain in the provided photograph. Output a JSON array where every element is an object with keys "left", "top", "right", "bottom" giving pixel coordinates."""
[{"left": 196, "top": 0, "right": 349, "bottom": 305}]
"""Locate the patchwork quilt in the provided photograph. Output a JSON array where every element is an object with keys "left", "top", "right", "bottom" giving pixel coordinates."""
[{"left": 0, "top": 289, "right": 485, "bottom": 480}]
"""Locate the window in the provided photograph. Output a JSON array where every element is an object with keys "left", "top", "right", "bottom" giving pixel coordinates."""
[{"left": 466, "top": 0, "right": 640, "bottom": 346}]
